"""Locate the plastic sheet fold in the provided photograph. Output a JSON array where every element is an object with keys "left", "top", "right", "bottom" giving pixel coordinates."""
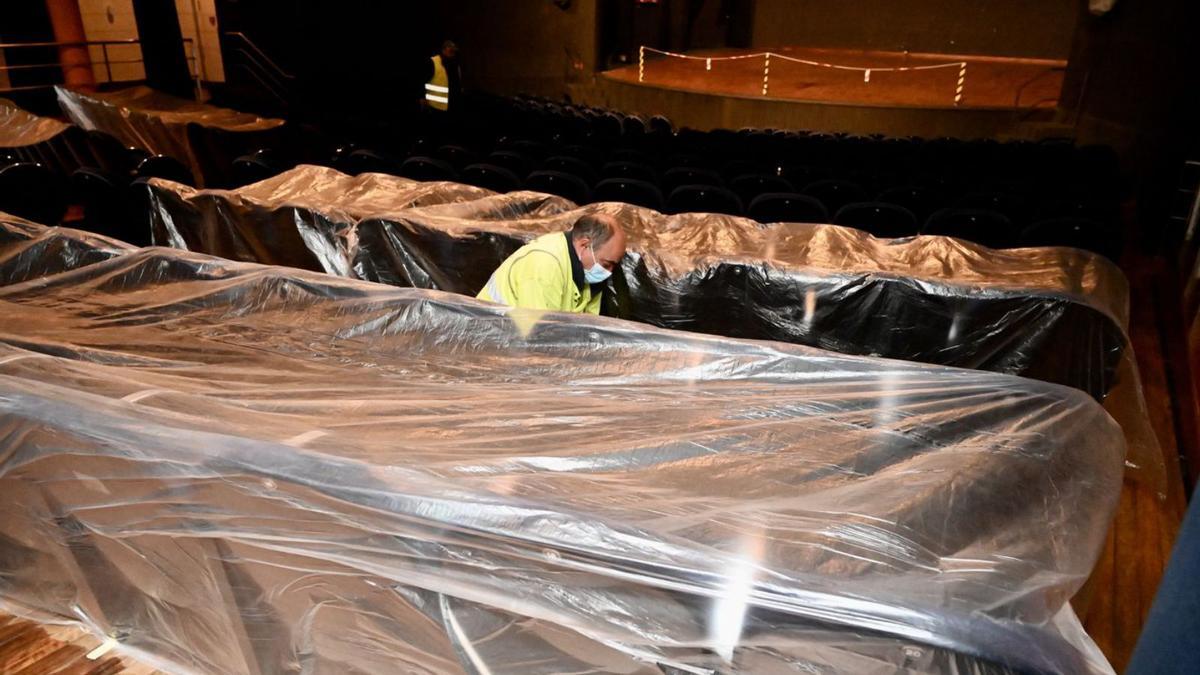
[
  {"left": 0, "top": 98, "right": 94, "bottom": 175},
  {"left": 55, "top": 86, "right": 285, "bottom": 186},
  {"left": 0, "top": 98, "right": 70, "bottom": 146},
  {"left": 0, "top": 215, "right": 1123, "bottom": 674}
]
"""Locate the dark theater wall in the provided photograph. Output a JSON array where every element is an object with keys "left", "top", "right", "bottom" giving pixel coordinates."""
[
  {"left": 751, "top": 0, "right": 1078, "bottom": 59},
  {"left": 433, "top": 0, "right": 598, "bottom": 98}
]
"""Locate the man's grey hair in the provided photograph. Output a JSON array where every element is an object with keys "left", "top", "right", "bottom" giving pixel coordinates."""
[{"left": 570, "top": 214, "right": 617, "bottom": 246}]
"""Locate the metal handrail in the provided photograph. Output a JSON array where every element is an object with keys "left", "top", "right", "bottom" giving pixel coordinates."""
[
  {"left": 231, "top": 47, "right": 287, "bottom": 91},
  {"left": 222, "top": 32, "right": 294, "bottom": 81},
  {"left": 222, "top": 32, "right": 292, "bottom": 108},
  {"left": 0, "top": 58, "right": 194, "bottom": 73},
  {"left": 0, "top": 37, "right": 200, "bottom": 98},
  {"left": 232, "top": 63, "right": 285, "bottom": 104},
  {"left": 0, "top": 38, "right": 142, "bottom": 49}
]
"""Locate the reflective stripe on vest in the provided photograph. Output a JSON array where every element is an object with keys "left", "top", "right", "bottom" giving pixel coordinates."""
[
  {"left": 483, "top": 274, "right": 504, "bottom": 303},
  {"left": 426, "top": 55, "right": 450, "bottom": 110}
]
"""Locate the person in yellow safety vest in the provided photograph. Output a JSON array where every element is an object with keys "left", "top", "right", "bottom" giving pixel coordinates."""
[
  {"left": 477, "top": 214, "right": 627, "bottom": 314},
  {"left": 424, "top": 40, "right": 459, "bottom": 111}
]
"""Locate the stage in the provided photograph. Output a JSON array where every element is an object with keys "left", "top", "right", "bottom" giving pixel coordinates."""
[{"left": 580, "top": 46, "right": 1069, "bottom": 138}]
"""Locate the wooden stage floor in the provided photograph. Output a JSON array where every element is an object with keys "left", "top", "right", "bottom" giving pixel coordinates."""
[{"left": 605, "top": 46, "right": 1066, "bottom": 110}]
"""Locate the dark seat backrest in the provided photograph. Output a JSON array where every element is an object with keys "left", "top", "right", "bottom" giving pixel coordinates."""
[
  {"left": 730, "top": 174, "right": 795, "bottom": 204},
  {"left": 1020, "top": 217, "right": 1121, "bottom": 261},
  {"left": 923, "top": 208, "right": 1015, "bottom": 249},
  {"left": 802, "top": 179, "right": 868, "bottom": 215},
  {"left": 486, "top": 150, "right": 532, "bottom": 177},
  {"left": 0, "top": 161, "right": 67, "bottom": 224},
  {"left": 435, "top": 145, "right": 479, "bottom": 169},
  {"left": 134, "top": 155, "right": 194, "bottom": 186},
  {"left": 542, "top": 155, "right": 598, "bottom": 185},
  {"left": 662, "top": 166, "right": 724, "bottom": 195},
  {"left": 601, "top": 160, "right": 658, "bottom": 184},
  {"left": 876, "top": 184, "right": 942, "bottom": 222},
  {"left": 592, "top": 177, "right": 665, "bottom": 211},
  {"left": 525, "top": 170, "right": 590, "bottom": 205},
  {"left": 343, "top": 149, "right": 400, "bottom": 176},
  {"left": 399, "top": 156, "right": 457, "bottom": 182},
  {"left": 833, "top": 201, "right": 919, "bottom": 238},
  {"left": 747, "top": 192, "right": 829, "bottom": 224},
  {"left": 666, "top": 184, "right": 744, "bottom": 216},
  {"left": 461, "top": 163, "right": 521, "bottom": 193}
]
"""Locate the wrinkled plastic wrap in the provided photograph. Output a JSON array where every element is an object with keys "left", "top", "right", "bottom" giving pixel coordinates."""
[
  {"left": 144, "top": 165, "right": 1127, "bottom": 400},
  {"left": 55, "top": 86, "right": 285, "bottom": 186},
  {"left": 0, "top": 98, "right": 94, "bottom": 175},
  {"left": 0, "top": 214, "right": 1122, "bottom": 674},
  {"left": 0, "top": 98, "right": 70, "bottom": 146}
]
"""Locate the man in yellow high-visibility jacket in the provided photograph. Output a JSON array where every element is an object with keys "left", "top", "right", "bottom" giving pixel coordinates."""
[
  {"left": 424, "top": 40, "right": 458, "bottom": 111},
  {"left": 477, "top": 214, "right": 627, "bottom": 314}
]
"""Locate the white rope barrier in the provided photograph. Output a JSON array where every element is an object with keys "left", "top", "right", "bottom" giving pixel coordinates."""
[
  {"left": 762, "top": 52, "right": 770, "bottom": 96},
  {"left": 955, "top": 62, "right": 967, "bottom": 106},
  {"left": 638, "top": 46, "right": 968, "bottom": 103}
]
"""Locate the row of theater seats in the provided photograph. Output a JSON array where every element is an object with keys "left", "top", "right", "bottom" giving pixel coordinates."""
[
  {"left": 0, "top": 128, "right": 280, "bottom": 245},
  {"left": 1, "top": 93, "right": 1124, "bottom": 261},
  {"left": 330, "top": 145, "right": 1120, "bottom": 259},
  {"left": 314, "top": 94, "right": 1124, "bottom": 258}
]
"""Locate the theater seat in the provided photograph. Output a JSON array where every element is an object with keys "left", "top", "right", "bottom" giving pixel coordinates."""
[
  {"left": 1021, "top": 217, "right": 1121, "bottom": 261},
  {"left": 592, "top": 177, "right": 665, "bottom": 211},
  {"left": 730, "top": 174, "right": 795, "bottom": 204},
  {"left": 601, "top": 161, "right": 658, "bottom": 184},
  {"left": 342, "top": 149, "right": 400, "bottom": 176},
  {"left": 956, "top": 191, "right": 1027, "bottom": 226},
  {"left": 84, "top": 129, "right": 147, "bottom": 176},
  {"left": 506, "top": 139, "right": 548, "bottom": 160},
  {"left": 648, "top": 115, "right": 673, "bottom": 136},
  {"left": 610, "top": 148, "right": 655, "bottom": 167},
  {"left": 0, "top": 162, "right": 67, "bottom": 224},
  {"left": 923, "top": 208, "right": 1015, "bottom": 249},
  {"left": 562, "top": 144, "right": 604, "bottom": 168},
  {"left": 876, "top": 185, "right": 941, "bottom": 223},
  {"left": 399, "top": 156, "right": 457, "bottom": 182},
  {"left": 69, "top": 167, "right": 128, "bottom": 238},
  {"left": 525, "top": 170, "right": 590, "bottom": 204},
  {"left": 461, "top": 163, "right": 522, "bottom": 193},
  {"left": 802, "top": 179, "right": 868, "bottom": 215},
  {"left": 833, "top": 202, "right": 919, "bottom": 238},
  {"left": 134, "top": 155, "right": 194, "bottom": 186},
  {"left": 435, "top": 145, "right": 479, "bottom": 169},
  {"left": 622, "top": 115, "right": 647, "bottom": 138},
  {"left": 666, "top": 185, "right": 744, "bottom": 216},
  {"left": 486, "top": 150, "right": 532, "bottom": 177},
  {"left": 747, "top": 193, "right": 829, "bottom": 224},
  {"left": 662, "top": 167, "right": 724, "bottom": 195},
  {"left": 542, "top": 155, "right": 598, "bottom": 185},
  {"left": 231, "top": 149, "right": 284, "bottom": 186},
  {"left": 722, "top": 159, "right": 769, "bottom": 180}
]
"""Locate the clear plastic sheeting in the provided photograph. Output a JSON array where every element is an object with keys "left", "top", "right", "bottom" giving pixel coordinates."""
[
  {"left": 55, "top": 86, "right": 285, "bottom": 186},
  {"left": 144, "top": 165, "right": 1127, "bottom": 400},
  {"left": 0, "top": 98, "right": 96, "bottom": 176},
  {"left": 0, "top": 98, "right": 70, "bottom": 147},
  {"left": 146, "top": 167, "right": 530, "bottom": 273},
  {"left": 0, "top": 216, "right": 1123, "bottom": 674}
]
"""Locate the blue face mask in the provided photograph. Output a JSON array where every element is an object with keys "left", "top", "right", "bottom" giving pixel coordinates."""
[{"left": 584, "top": 242, "right": 612, "bottom": 284}]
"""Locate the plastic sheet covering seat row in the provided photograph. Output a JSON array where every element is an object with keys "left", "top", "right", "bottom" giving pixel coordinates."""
[
  {"left": 144, "top": 164, "right": 1129, "bottom": 401},
  {"left": 0, "top": 213, "right": 1123, "bottom": 673},
  {"left": 55, "top": 85, "right": 286, "bottom": 187},
  {"left": 0, "top": 98, "right": 95, "bottom": 176}
]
